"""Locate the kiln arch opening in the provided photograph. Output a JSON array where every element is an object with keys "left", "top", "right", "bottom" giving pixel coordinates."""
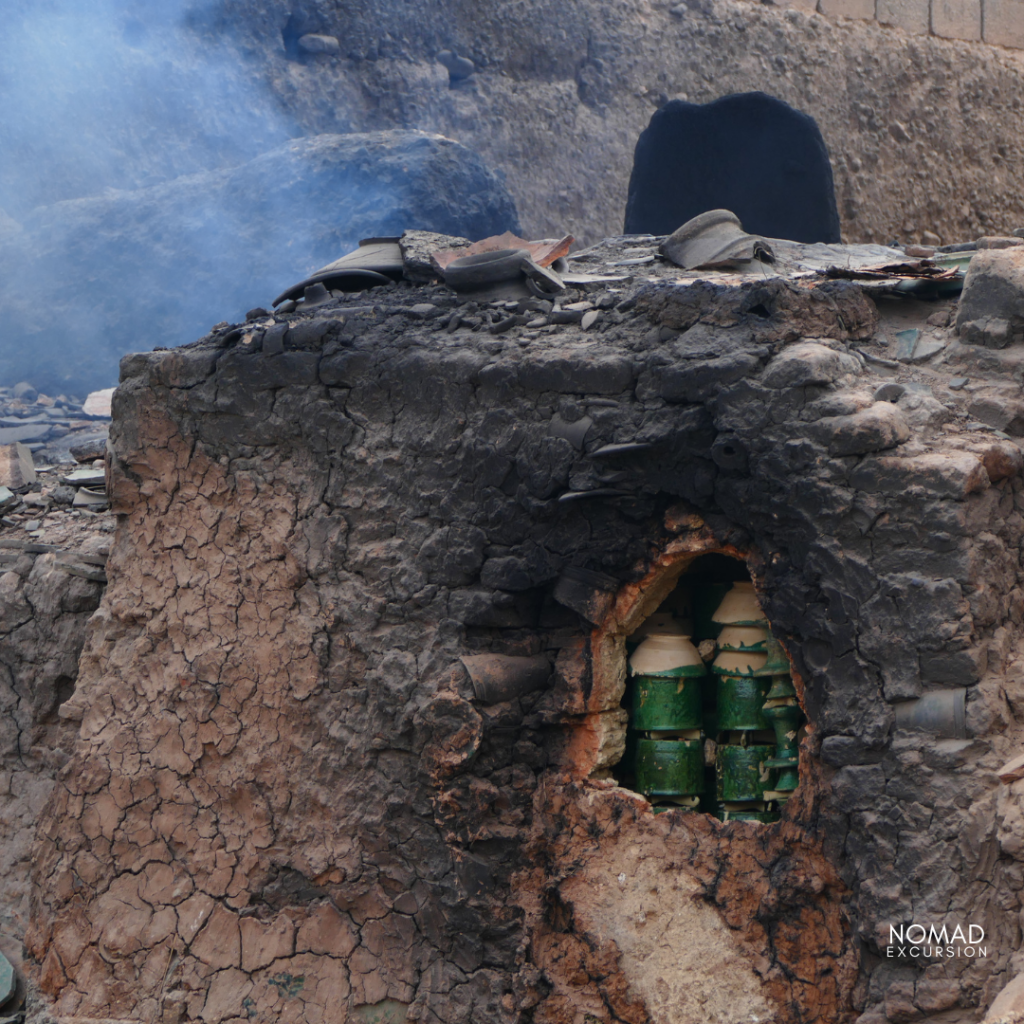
[{"left": 610, "top": 553, "right": 805, "bottom": 823}]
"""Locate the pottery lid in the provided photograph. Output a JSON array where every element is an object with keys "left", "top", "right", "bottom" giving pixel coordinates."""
[
  {"left": 712, "top": 649, "right": 769, "bottom": 676},
  {"left": 717, "top": 625, "right": 769, "bottom": 651},
  {"left": 630, "top": 633, "right": 704, "bottom": 677},
  {"left": 711, "top": 581, "right": 767, "bottom": 626}
]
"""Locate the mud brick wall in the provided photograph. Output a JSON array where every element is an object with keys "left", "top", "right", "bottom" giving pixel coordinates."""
[
  {"left": 782, "top": 0, "right": 1024, "bottom": 48},
  {"left": 24, "top": 273, "right": 1024, "bottom": 1024}
]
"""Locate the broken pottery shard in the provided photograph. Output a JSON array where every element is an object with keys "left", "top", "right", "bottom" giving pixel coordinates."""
[
  {"left": 61, "top": 468, "right": 106, "bottom": 487},
  {"left": 997, "top": 752, "right": 1024, "bottom": 785},
  {"left": 659, "top": 209, "right": 773, "bottom": 270},
  {"left": 894, "top": 328, "right": 919, "bottom": 361},
  {"left": 0, "top": 442, "right": 35, "bottom": 488},
  {"left": 274, "top": 240, "right": 403, "bottom": 306},
  {"left": 72, "top": 486, "right": 109, "bottom": 509},
  {"left": 956, "top": 247, "right": 1024, "bottom": 343},
  {"left": 0, "top": 951, "right": 14, "bottom": 1009},
  {"left": 459, "top": 654, "right": 551, "bottom": 704},
  {"left": 910, "top": 336, "right": 947, "bottom": 362},
  {"left": 432, "top": 232, "right": 574, "bottom": 274}
]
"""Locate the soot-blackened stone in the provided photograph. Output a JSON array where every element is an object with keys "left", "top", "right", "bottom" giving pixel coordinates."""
[{"left": 624, "top": 92, "right": 842, "bottom": 244}]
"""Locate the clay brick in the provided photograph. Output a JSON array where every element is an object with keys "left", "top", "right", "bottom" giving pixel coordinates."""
[
  {"left": 932, "top": 0, "right": 982, "bottom": 37},
  {"left": 818, "top": 0, "right": 875, "bottom": 18},
  {"left": 984, "top": 0, "right": 1024, "bottom": 47},
  {"left": 877, "top": 0, "right": 930, "bottom": 31}
]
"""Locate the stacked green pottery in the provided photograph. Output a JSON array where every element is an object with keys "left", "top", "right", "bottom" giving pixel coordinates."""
[
  {"left": 629, "top": 633, "right": 705, "bottom": 800},
  {"left": 636, "top": 738, "right": 704, "bottom": 797},
  {"left": 757, "top": 636, "right": 802, "bottom": 793},
  {"left": 651, "top": 795, "right": 701, "bottom": 815},
  {"left": 716, "top": 625, "right": 768, "bottom": 653},
  {"left": 629, "top": 633, "right": 705, "bottom": 732},
  {"left": 710, "top": 581, "right": 766, "bottom": 629},
  {"left": 721, "top": 803, "right": 781, "bottom": 824},
  {"left": 716, "top": 743, "right": 777, "bottom": 802},
  {"left": 713, "top": 646, "right": 770, "bottom": 731}
]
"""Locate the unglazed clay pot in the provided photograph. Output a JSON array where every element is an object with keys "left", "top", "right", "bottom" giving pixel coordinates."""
[
  {"left": 716, "top": 625, "right": 768, "bottom": 652},
  {"left": 711, "top": 580, "right": 766, "bottom": 626},
  {"left": 711, "top": 649, "right": 768, "bottom": 677},
  {"left": 630, "top": 633, "right": 705, "bottom": 677}
]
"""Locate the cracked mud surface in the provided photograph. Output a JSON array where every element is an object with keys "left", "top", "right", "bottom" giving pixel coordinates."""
[{"left": 21, "top": 256, "right": 1024, "bottom": 1023}]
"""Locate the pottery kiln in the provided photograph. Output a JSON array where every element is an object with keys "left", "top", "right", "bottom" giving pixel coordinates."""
[{"left": 23, "top": 235, "right": 1024, "bottom": 1024}]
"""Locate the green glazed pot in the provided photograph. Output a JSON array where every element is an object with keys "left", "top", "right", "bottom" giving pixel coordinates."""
[
  {"left": 716, "top": 675, "right": 770, "bottom": 730},
  {"left": 762, "top": 701, "right": 802, "bottom": 761},
  {"left": 632, "top": 675, "right": 703, "bottom": 731},
  {"left": 636, "top": 738, "right": 705, "bottom": 797},
  {"left": 716, "top": 744, "right": 776, "bottom": 801},
  {"left": 722, "top": 805, "right": 780, "bottom": 823}
]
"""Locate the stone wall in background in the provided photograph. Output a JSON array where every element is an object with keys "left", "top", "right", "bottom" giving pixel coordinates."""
[
  {"left": 795, "top": 0, "right": 1023, "bottom": 50},
  {"left": 219, "top": 0, "right": 1024, "bottom": 248}
]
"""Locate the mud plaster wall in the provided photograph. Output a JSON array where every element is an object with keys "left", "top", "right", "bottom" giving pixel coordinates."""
[
  {"left": 24, "top": 273, "right": 1024, "bottom": 1024},
  {"left": 214, "top": 0, "right": 1024, "bottom": 247},
  {"left": 0, "top": 530, "right": 109, "bottom": 985}
]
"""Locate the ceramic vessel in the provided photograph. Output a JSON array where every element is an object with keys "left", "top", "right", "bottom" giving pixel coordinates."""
[
  {"left": 711, "top": 581, "right": 766, "bottom": 626},
  {"left": 632, "top": 677, "right": 703, "bottom": 731},
  {"left": 711, "top": 649, "right": 768, "bottom": 677},
  {"left": 716, "top": 625, "right": 768, "bottom": 652},
  {"left": 765, "top": 675, "right": 797, "bottom": 700},
  {"left": 635, "top": 738, "right": 704, "bottom": 797},
  {"left": 754, "top": 635, "right": 790, "bottom": 676},
  {"left": 716, "top": 675, "right": 770, "bottom": 730},
  {"left": 630, "top": 633, "right": 704, "bottom": 678},
  {"left": 716, "top": 744, "right": 776, "bottom": 802},
  {"left": 763, "top": 701, "right": 802, "bottom": 792},
  {"left": 720, "top": 802, "right": 780, "bottom": 823}
]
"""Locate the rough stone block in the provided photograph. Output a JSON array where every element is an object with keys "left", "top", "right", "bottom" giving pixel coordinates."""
[
  {"left": 919, "top": 645, "right": 987, "bottom": 686},
  {"left": 957, "top": 248, "right": 1024, "bottom": 339},
  {"left": 984, "top": 0, "right": 1024, "bottom": 47},
  {"left": 931, "top": 0, "right": 982, "bottom": 38},
  {"left": 851, "top": 452, "right": 990, "bottom": 499},
  {"left": 818, "top": 0, "right": 876, "bottom": 18},
  {"left": 762, "top": 341, "right": 858, "bottom": 389},
  {"left": 814, "top": 402, "right": 910, "bottom": 457},
  {"left": 775, "top": 0, "right": 819, "bottom": 11},
  {"left": 877, "top": 0, "right": 930, "bottom": 31},
  {"left": 968, "top": 386, "right": 1024, "bottom": 434}
]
